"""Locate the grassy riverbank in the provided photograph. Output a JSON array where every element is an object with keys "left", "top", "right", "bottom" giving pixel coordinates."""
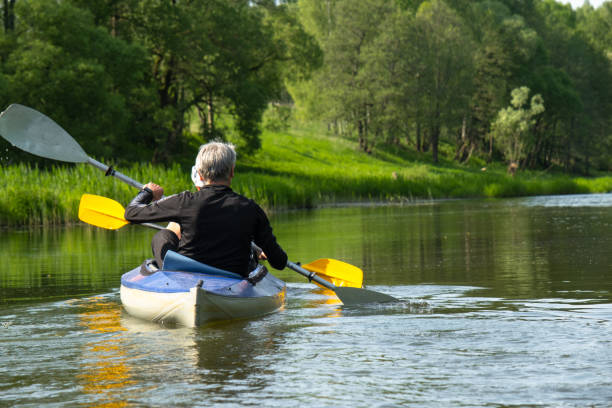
[{"left": 1, "top": 127, "right": 611, "bottom": 226}]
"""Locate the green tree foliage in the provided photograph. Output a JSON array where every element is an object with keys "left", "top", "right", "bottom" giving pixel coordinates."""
[
  {"left": 578, "top": 1, "right": 612, "bottom": 55},
  {"left": 573, "top": 1, "right": 612, "bottom": 172},
  {"left": 0, "top": 0, "right": 148, "bottom": 160},
  {"left": 293, "top": 0, "right": 395, "bottom": 152},
  {"left": 490, "top": 86, "right": 545, "bottom": 168},
  {"left": 0, "top": 0, "right": 320, "bottom": 163},
  {"left": 0, "top": 0, "right": 610, "bottom": 172},
  {"left": 292, "top": 0, "right": 611, "bottom": 172},
  {"left": 362, "top": 9, "right": 417, "bottom": 148},
  {"left": 455, "top": 1, "right": 538, "bottom": 163},
  {"left": 410, "top": 0, "right": 474, "bottom": 163},
  {"left": 2, "top": 0, "right": 15, "bottom": 32},
  {"left": 528, "top": 0, "right": 612, "bottom": 173},
  {"left": 73, "top": 0, "right": 320, "bottom": 159},
  {"left": 295, "top": 0, "right": 474, "bottom": 161}
]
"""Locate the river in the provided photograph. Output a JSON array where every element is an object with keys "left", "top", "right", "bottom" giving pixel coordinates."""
[{"left": 1, "top": 194, "right": 611, "bottom": 407}]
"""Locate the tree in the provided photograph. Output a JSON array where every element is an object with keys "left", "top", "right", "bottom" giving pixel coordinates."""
[
  {"left": 362, "top": 9, "right": 418, "bottom": 148},
  {"left": 299, "top": 0, "right": 394, "bottom": 152},
  {"left": 574, "top": 1, "right": 612, "bottom": 172},
  {"left": 2, "top": 0, "right": 16, "bottom": 32},
  {"left": 1, "top": 0, "right": 320, "bottom": 163},
  {"left": 110, "top": 0, "right": 320, "bottom": 158},
  {"left": 411, "top": 0, "right": 474, "bottom": 162},
  {"left": 1, "top": 0, "right": 149, "bottom": 160},
  {"left": 532, "top": 0, "right": 612, "bottom": 172},
  {"left": 490, "top": 86, "right": 545, "bottom": 170},
  {"left": 454, "top": 1, "right": 539, "bottom": 163}
]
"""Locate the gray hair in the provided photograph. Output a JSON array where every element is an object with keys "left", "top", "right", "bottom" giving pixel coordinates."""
[{"left": 195, "top": 141, "right": 236, "bottom": 182}]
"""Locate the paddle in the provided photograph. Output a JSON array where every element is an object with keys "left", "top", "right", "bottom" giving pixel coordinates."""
[
  {"left": 251, "top": 242, "right": 362, "bottom": 289},
  {"left": 78, "top": 195, "right": 382, "bottom": 301},
  {"left": 0, "top": 104, "right": 144, "bottom": 189},
  {"left": 286, "top": 261, "right": 398, "bottom": 305},
  {"left": 0, "top": 103, "right": 387, "bottom": 303},
  {"left": 79, "top": 193, "right": 163, "bottom": 231},
  {"left": 300, "top": 258, "right": 363, "bottom": 288}
]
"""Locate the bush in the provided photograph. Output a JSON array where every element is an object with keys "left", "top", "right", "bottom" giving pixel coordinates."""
[{"left": 262, "top": 104, "right": 293, "bottom": 132}]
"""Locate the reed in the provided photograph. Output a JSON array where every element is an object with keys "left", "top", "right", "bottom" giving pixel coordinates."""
[
  {"left": 1, "top": 129, "right": 611, "bottom": 226},
  {"left": 0, "top": 163, "right": 192, "bottom": 226}
]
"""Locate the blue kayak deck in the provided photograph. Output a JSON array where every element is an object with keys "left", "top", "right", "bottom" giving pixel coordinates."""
[
  {"left": 121, "top": 268, "right": 241, "bottom": 294},
  {"left": 121, "top": 250, "right": 285, "bottom": 298}
]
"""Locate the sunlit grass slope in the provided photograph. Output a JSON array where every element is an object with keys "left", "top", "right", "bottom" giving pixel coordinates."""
[
  {"left": 234, "top": 127, "right": 612, "bottom": 209},
  {"left": 1, "top": 126, "right": 611, "bottom": 226}
]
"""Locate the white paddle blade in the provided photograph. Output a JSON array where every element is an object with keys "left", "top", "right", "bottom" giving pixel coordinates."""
[{"left": 0, "top": 104, "right": 88, "bottom": 163}]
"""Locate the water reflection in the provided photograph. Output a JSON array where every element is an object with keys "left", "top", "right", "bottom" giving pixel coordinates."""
[
  {"left": 3, "top": 195, "right": 611, "bottom": 306},
  {"left": 194, "top": 319, "right": 279, "bottom": 397},
  {"left": 1, "top": 195, "right": 611, "bottom": 407},
  {"left": 77, "top": 297, "right": 135, "bottom": 408},
  {"left": 273, "top": 196, "right": 612, "bottom": 301},
  {"left": 0, "top": 226, "right": 150, "bottom": 304},
  {"left": 110, "top": 310, "right": 291, "bottom": 405}
]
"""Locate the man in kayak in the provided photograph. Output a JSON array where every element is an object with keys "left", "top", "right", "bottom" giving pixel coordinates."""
[{"left": 124, "top": 141, "right": 288, "bottom": 277}]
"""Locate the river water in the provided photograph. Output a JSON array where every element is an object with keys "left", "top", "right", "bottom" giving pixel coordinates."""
[{"left": 1, "top": 194, "right": 611, "bottom": 407}]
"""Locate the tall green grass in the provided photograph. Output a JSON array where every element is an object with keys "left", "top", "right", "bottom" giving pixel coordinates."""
[
  {"left": 1, "top": 128, "right": 611, "bottom": 226},
  {"left": 0, "top": 163, "right": 193, "bottom": 227}
]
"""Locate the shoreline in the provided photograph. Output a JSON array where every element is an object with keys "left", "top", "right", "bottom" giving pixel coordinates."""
[
  {"left": 2, "top": 130, "right": 611, "bottom": 227},
  {"left": 2, "top": 191, "right": 611, "bottom": 230}
]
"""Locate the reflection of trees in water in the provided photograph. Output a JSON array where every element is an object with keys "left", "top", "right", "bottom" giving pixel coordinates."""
[
  {"left": 97, "top": 311, "right": 295, "bottom": 405},
  {"left": 352, "top": 200, "right": 611, "bottom": 299},
  {"left": 353, "top": 203, "right": 548, "bottom": 295},
  {"left": 1, "top": 227, "right": 150, "bottom": 303}
]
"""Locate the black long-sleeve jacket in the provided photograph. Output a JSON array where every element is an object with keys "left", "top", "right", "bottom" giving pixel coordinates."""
[{"left": 124, "top": 185, "right": 287, "bottom": 276}]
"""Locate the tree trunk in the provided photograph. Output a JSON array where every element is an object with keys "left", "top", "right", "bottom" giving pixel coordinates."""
[
  {"left": 197, "top": 94, "right": 215, "bottom": 141},
  {"left": 527, "top": 117, "right": 546, "bottom": 169},
  {"left": 487, "top": 131, "right": 494, "bottom": 163},
  {"left": 564, "top": 118, "right": 573, "bottom": 172},
  {"left": 3, "top": 0, "right": 15, "bottom": 32},
  {"left": 168, "top": 89, "right": 184, "bottom": 148},
  {"left": 153, "top": 53, "right": 184, "bottom": 161},
  {"left": 358, "top": 119, "right": 366, "bottom": 151},
  {"left": 431, "top": 105, "right": 440, "bottom": 163},
  {"left": 415, "top": 120, "right": 422, "bottom": 152},
  {"left": 431, "top": 125, "right": 439, "bottom": 163},
  {"left": 455, "top": 115, "right": 474, "bottom": 163},
  {"left": 206, "top": 92, "right": 215, "bottom": 137}
]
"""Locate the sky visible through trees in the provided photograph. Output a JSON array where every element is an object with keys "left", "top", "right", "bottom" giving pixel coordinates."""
[{"left": 557, "top": 0, "right": 607, "bottom": 9}]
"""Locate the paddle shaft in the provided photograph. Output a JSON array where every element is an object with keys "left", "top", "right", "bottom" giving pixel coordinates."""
[
  {"left": 87, "top": 154, "right": 166, "bottom": 230},
  {"left": 87, "top": 157, "right": 144, "bottom": 190},
  {"left": 88, "top": 159, "right": 166, "bottom": 231},
  {"left": 84, "top": 166, "right": 160, "bottom": 230}
]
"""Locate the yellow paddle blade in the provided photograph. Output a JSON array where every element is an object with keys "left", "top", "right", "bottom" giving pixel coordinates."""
[
  {"left": 78, "top": 194, "right": 129, "bottom": 230},
  {"left": 302, "top": 258, "right": 364, "bottom": 288}
]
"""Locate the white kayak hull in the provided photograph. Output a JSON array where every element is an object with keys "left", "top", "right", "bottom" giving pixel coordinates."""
[
  {"left": 120, "top": 254, "right": 286, "bottom": 327},
  {"left": 120, "top": 283, "right": 286, "bottom": 327}
]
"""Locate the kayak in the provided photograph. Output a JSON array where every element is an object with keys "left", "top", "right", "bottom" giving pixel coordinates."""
[{"left": 120, "top": 251, "right": 286, "bottom": 327}]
